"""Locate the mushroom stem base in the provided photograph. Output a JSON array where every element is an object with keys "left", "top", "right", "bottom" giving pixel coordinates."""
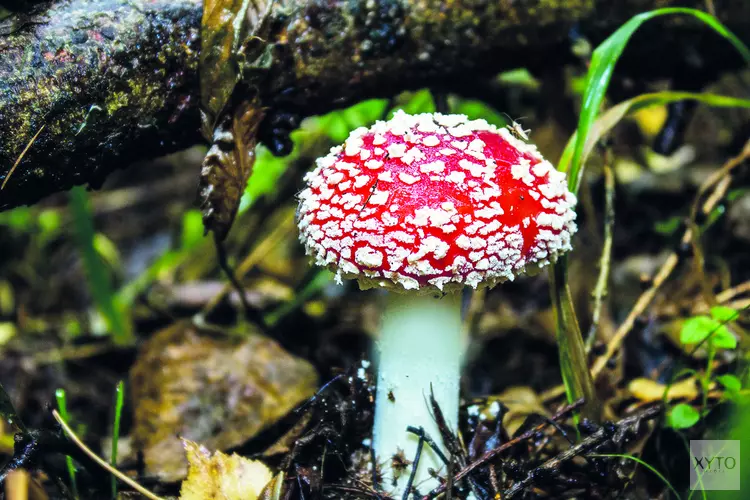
[{"left": 373, "top": 291, "right": 463, "bottom": 496}]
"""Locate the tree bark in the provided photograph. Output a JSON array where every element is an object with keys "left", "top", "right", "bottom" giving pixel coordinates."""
[{"left": 1, "top": 0, "right": 748, "bottom": 211}]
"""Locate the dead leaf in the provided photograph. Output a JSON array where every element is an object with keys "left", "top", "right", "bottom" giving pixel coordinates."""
[
  {"left": 261, "top": 411, "right": 312, "bottom": 458},
  {"left": 628, "top": 377, "right": 699, "bottom": 403},
  {"left": 179, "top": 440, "right": 273, "bottom": 500},
  {"left": 199, "top": 0, "right": 274, "bottom": 238},
  {"left": 130, "top": 321, "right": 318, "bottom": 482},
  {"left": 200, "top": 0, "right": 269, "bottom": 131},
  {"left": 498, "top": 386, "right": 548, "bottom": 436},
  {"left": 199, "top": 95, "right": 266, "bottom": 240}
]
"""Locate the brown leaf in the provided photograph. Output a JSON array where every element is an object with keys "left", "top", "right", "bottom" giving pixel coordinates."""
[
  {"left": 199, "top": 0, "right": 273, "bottom": 238},
  {"left": 498, "top": 386, "right": 548, "bottom": 436},
  {"left": 200, "top": 0, "right": 270, "bottom": 131},
  {"left": 179, "top": 440, "right": 273, "bottom": 500},
  {"left": 261, "top": 411, "right": 312, "bottom": 458},
  {"left": 130, "top": 321, "right": 318, "bottom": 482},
  {"left": 199, "top": 95, "right": 266, "bottom": 240}
]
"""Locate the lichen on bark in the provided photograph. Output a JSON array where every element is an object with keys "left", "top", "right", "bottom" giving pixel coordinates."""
[{"left": 0, "top": 0, "right": 202, "bottom": 210}]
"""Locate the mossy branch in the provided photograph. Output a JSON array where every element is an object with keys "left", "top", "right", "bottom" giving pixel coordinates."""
[{"left": 1, "top": 0, "right": 749, "bottom": 210}]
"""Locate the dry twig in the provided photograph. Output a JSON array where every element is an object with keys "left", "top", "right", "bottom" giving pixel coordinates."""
[{"left": 589, "top": 139, "right": 750, "bottom": 380}]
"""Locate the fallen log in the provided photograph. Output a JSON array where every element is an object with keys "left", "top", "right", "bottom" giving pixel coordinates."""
[{"left": 1, "top": 0, "right": 748, "bottom": 214}]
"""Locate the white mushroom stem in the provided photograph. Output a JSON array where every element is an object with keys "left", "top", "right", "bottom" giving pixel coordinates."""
[{"left": 373, "top": 291, "right": 464, "bottom": 496}]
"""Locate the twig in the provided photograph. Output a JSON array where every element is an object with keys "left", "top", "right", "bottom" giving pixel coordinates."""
[
  {"left": 1, "top": 124, "right": 45, "bottom": 191},
  {"left": 213, "top": 234, "right": 257, "bottom": 322},
  {"left": 371, "top": 446, "right": 381, "bottom": 492},
  {"left": 503, "top": 405, "right": 662, "bottom": 499},
  {"left": 423, "top": 389, "right": 486, "bottom": 497},
  {"left": 402, "top": 427, "right": 426, "bottom": 500},
  {"left": 717, "top": 280, "right": 750, "bottom": 303},
  {"left": 0, "top": 437, "right": 37, "bottom": 486},
  {"left": 427, "top": 388, "right": 462, "bottom": 461},
  {"left": 51, "top": 410, "right": 164, "bottom": 500},
  {"left": 589, "top": 139, "right": 750, "bottom": 380},
  {"left": 324, "top": 484, "right": 393, "bottom": 499},
  {"left": 199, "top": 209, "right": 294, "bottom": 316},
  {"left": 586, "top": 155, "right": 615, "bottom": 350},
  {"left": 421, "top": 399, "right": 584, "bottom": 499},
  {"left": 406, "top": 427, "right": 449, "bottom": 467}
]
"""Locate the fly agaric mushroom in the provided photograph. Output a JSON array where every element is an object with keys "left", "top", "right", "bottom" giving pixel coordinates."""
[{"left": 297, "top": 111, "right": 577, "bottom": 494}]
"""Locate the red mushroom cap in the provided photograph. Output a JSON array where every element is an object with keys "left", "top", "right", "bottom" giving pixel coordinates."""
[{"left": 297, "top": 111, "right": 577, "bottom": 293}]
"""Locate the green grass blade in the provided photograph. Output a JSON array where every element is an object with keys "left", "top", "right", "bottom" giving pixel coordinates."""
[
  {"left": 564, "top": 8, "right": 750, "bottom": 193},
  {"left": 549, "top": 255, "right": 598, "bottom": 420},
  {"left": 68, "top": 186, "right": 133, "bottom": 345},
  {"left": 55, "top": 388, "right": 80, "bottom": 500},
  {"left": 591, "top": 453, "right": 680, "bottom": 499},
  {"left": 559, "top": 91, "right": 750, "bottom": 175},
  {"left": 111, "top": 380, "right": 125, "bottom": 499}
]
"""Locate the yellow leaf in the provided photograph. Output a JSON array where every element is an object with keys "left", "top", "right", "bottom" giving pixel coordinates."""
[
  {"left": 632, "top": 105, "right": 667, "bottom": 139},
  {"left": 180, "top": 440, "right": 273, "bottom": 500},
  {"left": 628, "top": 377, "right": 698, "bottom": 403},
  {"left": 258, "top": 472, "right": 285, "bottom": 500}
]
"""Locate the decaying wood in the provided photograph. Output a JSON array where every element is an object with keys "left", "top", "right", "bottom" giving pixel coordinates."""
[
  {"left": 1, "top": 0, "right": 749, "bottom": 213},
  {"left": 0, "top": 0, "right": 202, "bottom": 210}
]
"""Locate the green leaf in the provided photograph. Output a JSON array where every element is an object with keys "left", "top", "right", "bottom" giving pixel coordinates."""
[
  {"left": 654, "top": 215, "right": 682, "bottom": 236},
  {"left": 342, "top": 99, "right": 389, "bottom": 129},
  {"left": 653, "top": 216, "right": 682, "bottom": 236},
  {"left": 180, "top": 210, "right": 207, "bottom": 251},
  {"left": 561, "top": 8, "right": 750, "bottom": 193},
  {"left": 497, "top": 68, "right": 540, "bottom": 89},
  {"left": 710, "top": 306, "right": 739, "bottom": 323},
  {"left": 680, "top": 316, "right": 736, "bottom": 349},
  {"left": 551, "top": 7, "right": 750, "bottom": 432},
  {"left": 452, "top": 99, "right": 509, "bottom": 127},
  {"left": 712, "top": 330, "right": 737, "bottom": 350},
  {"left": 727, "top": 188, "right": 750, "bottom": 202},
  {"left": 317, "top": 99, "right": 388, "bottom": 143},
  {"left": 93, "top": 234, "right": 122, "bottom": 271},
  {"left": 0, "top": 207, "right": 32, "bottom": 230},
  {"left": 239, "top": 145, "right": 289, "bottom": 213},
  {"left": 390, "top": 89, "right": 436, "bottom": 117},
  {"left": 668, "top": 403, "right": 700, "bottom": 429},
  {"left": 38, "top": 209, "right": 61, "bottom": 235},
  {"left": 681, "top": 316, "right": 719, "bottom": 344},
  {"left": 717, "top": 374, "right": 742, "bottom": 394}
]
